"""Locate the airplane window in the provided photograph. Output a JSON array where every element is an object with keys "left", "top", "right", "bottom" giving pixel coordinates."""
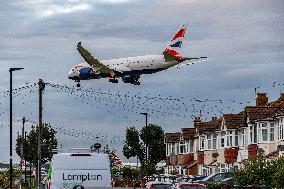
[{"left": 137, "top": 61, "right": 139, "bottom": 63}]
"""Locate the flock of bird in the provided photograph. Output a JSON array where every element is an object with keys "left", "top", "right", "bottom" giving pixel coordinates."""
[{"left": 0, "top": 81, "right": 283, "bottom": 149}]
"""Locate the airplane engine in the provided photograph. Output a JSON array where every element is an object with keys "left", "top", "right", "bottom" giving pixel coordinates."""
[{"left": 79, "top": 67, "right": 91, "bottom": 79}]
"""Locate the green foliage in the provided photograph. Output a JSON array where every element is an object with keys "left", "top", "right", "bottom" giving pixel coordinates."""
[
  {"left": 141, "top": 160, "right": 156, "bottom": 176},
  {"left": 234, "top": 155, "right": 284, "bottom": 188},
  {"left": 271, "top": 156, "right": 284, "bottom": 188},
  {"left": 140, "top": 124, "right": 166, "bottom": 164},
  {"left": 206, "top": 181, "right": 232, "bottom": 189},
  {"left": 123, "top": 124, "right": 166, "bottom": 176},
  {"left": 169, "top": 169, "right": 178, "bottom": 175},
  {"left": 0, "top": 167, "right": 21, "bottom": 188},
  {"left": 123, "top": 127, "right": 144, "bottom": 161},
  {"left": 15, "top": 123, "right": 58, "bottom": 165}
]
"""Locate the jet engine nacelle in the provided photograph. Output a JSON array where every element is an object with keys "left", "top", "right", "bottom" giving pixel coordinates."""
[{"left": 79, "top": 67, "right": 91, "bottom": 79}]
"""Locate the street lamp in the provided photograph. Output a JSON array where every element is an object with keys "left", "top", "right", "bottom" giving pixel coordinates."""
[
  {"left": 9, "top": 67, "right": 24, "bottom": 189},
  {"left": 140, "top": 113, "right": 148, "bottom": 161}
]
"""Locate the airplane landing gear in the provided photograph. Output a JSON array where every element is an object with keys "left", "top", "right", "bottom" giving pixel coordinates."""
[
  {"left": 109, "top": 77, "right": 118, "bottom": 83},
  {"left": 75, "top": 78, "right": 81, "bottom": 87}
]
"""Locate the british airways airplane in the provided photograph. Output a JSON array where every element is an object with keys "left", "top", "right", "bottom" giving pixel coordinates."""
[{"left": 68, "top": 25, "right": 207, "bottom": 87}]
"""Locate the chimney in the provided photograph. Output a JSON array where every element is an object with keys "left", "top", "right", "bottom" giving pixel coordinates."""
[
  {"left": 280, "top": 93, "right": 284, "bottom": 100},
  {"left": 193, "top": 117, "right": 201, "bottom": 128},
  {"left": 256, "top": 93, "right": 268, "bottom": 106}
]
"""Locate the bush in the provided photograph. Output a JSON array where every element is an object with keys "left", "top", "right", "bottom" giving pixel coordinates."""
[{"left": 234, "top": 156, "right": 284, "bottom": 188}]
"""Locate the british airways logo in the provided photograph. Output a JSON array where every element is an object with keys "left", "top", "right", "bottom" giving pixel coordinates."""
[{"left": 170, "top": 41, "right": 182, "bottom": 48}]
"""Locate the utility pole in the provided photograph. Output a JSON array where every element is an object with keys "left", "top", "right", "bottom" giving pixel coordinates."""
[
  {"left": 21, "top": 117, "right": 25, "bottom": 182},
  {"left": 24, "top": 131, "right": 27, "bottom": 185},
  {"left": 38, "top": 79, "right": 45, "bottom": 189}
]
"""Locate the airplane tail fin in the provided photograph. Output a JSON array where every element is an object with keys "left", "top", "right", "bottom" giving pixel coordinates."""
[{"left": 163, "top": 25, "right": 186, "bottom": 61}]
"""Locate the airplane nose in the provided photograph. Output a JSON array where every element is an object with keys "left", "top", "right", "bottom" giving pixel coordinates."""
[{"left": 68, "top": 70, "right": 74, "bottom": 79}]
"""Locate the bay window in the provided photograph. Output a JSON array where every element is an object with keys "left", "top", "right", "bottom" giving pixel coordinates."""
[{"left": 257, "top": 122, "right": 276, "bottom": 142}]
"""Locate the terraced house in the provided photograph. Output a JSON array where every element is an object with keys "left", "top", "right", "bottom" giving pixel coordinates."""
[{"left": 164, "top": 93, "right": 284, "bottom": 176}]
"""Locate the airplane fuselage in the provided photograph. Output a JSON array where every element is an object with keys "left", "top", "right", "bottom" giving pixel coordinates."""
[{"left": 68, "top": 54, "right": 179, "bottom": 81}]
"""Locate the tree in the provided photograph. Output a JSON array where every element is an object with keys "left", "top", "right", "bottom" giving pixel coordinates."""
[
  {"left": 234, "top": 155, "right": 284, "bottom": 188},
  {"left": 123, "top": 124, "right": 166, "bottom": 175},
  {"left": 15, "top": 123, "right": 57, "bottom": 168}
]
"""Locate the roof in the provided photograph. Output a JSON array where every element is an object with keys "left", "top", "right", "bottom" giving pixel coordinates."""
[
  {"left": 164, "top": 132, "right": 181, "bottom": 143},
  {"left": 245, "top": 106, "right": 284, "bottom": 123},
  {"left": 267, "top": 93, "right": 284, "bottom": 107},
  {"left": 223, "top": 113, "right": 245, "bottom": 129},
  {"left": 195, "top": 118, "right": 222, "bottom": 134},
  {"left": 180, "top": 128, "right": 195, "bottom": 140}
]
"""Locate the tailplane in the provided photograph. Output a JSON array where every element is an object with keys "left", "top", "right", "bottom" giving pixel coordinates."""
[{"left": 163, "top": 25, "right": 186, "bottom": 62}]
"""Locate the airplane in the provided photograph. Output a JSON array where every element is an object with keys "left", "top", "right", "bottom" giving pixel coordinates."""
[{"left": 68, "top": 25, "right": 207, "bottom": 87}]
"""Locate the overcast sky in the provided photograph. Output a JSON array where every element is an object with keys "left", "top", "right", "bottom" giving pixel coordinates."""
[{"left": 0, "top": 0, "right": 283, "bottom": 163}]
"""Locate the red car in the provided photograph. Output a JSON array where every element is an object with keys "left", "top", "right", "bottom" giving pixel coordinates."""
[{"left": 175, "top": 182, "right": 206, "bottom": 189}]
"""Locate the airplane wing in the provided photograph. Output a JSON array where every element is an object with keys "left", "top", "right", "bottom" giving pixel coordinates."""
[{"left": 77, "top": 42, "right": 115, "bottom": 74}]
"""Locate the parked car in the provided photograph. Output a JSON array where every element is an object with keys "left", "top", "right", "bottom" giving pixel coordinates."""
[
  {"left": 175, "top": 182, "right": 206, "bottom": 189},
  {"left": 197, "top": 172, "right": 233, "bottom": 184},
  {"left": 187, "top": 175, "right": 207, "bottom": 183},
  {"left": 145, "top": 181, "right": 174, "bottom": 189}
]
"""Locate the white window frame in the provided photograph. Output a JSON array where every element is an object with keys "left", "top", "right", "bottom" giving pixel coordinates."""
[
  {"left": 199, "top": 135, "right": 205, "bottom": 151},
  {"left": 206, "top": 134, "right": 212, "bottom": 150},
  {"left": 188, "top": 139, "right": 194, "bottom": 153},
  {"left": 240, "top": 129, "right": 245, "bottom": 148},
  {"left": 257, "top": 122, "right": 276, "bottom": 142},
  {"left": 279, "top": 118, "right": 284, "bottom": 140},
  {"left": 212, "top": 134, "right": 217, "bottom": 149},
  {"left": 179, "top": 141, "right": 186, "bottom": 154},
  {"left": 220, "top": 131, "right": 226, "bottom": 148}
]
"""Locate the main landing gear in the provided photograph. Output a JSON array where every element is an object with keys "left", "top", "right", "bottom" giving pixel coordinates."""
[
  {"left": 122, "top": 75, "right": 140, "bottom": 85},
  {"left": 75, "top": 79, "right": 81, "bottom": 87},
  {"left": 109, "top": 77, "right": 118, "bottom": 83}
]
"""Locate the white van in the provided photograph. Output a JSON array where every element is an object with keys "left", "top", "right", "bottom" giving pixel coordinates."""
[{"left": 47, "top": 152, "right": 112, "bottom": 188}]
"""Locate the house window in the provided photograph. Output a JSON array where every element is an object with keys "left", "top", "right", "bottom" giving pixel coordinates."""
[
  {"left": 241, "top": 129, "right": 245, "bottom": 147},
  {"left": 261, "top": 123, "right": 268, "bottom": 141},
  {"left": 171, "top": 143, "right": 176, "bottom": 155},
  {"left": 227, "top": 131, "right": 233, "bottom": 147},
  {"left": 189, "top": 139, "right": 194, "bottom": 153},
  {"left": 279, "top": 118, "right": 284, "bottom": 140},
  {"left": 200, "top": 136, "right": 205, "bottom": 150},
  {"left": 235, "top": 130, "right": 239, "bottom": 146},
  {"left": 250, "top": 124, "right": 257, "bottom": 143},
  {"left": 270, "top": 123, "right": 274, "bottom": 141},
  {"left": 179, "top": 141, "right": 185, "bottom": 154},
  {"left": 207, "top": 135, "right": 212, "bottom": 149},
  {"left": 220, "top": 132, "right": 226, "bottom": 148},
  {"left": 213, "top": 134, "right": 217, "bottom": 149}
]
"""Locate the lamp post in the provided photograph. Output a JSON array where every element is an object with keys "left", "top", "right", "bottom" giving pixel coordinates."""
[
  {"left": 9, "top": 67, "right": 24, "bottom": 189},
  {"left": 140, "top": 113, "right": 148, "bottom": 161}
]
